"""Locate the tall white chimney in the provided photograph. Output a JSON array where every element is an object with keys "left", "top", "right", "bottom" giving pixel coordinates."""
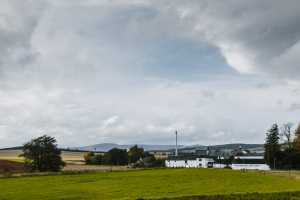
[{"left": 175, "top": 130, "right": 178, "bottom": 157}]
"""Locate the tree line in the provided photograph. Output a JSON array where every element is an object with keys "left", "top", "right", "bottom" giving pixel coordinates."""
[
  {"left": 84, "top": 145, "right": 164, "bottom": 168},
  {"left": 264, "top": 123, "right": 300, "bottom": 169},
  {"left": 18, "top": 135, "right": 164, "bottom": 172}
]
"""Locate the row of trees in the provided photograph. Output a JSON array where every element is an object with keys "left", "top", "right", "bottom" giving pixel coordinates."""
[
  {"left": 84, "top": 145, "right": 164, "bottom": 167},
  {"left": 20, "top": 135, "right": 163, "bottom": 172},
  {"left": 264, "top": 123, "right": 300, "bottom": 169}
]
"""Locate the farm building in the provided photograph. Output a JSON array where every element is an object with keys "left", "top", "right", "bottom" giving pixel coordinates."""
[
  {"left": 231, "top": 156, "right": 270, "bottom": 170},
  {"left": 148, "top": 150, "right": 173, "bottom": 159},
  {"left": 165, "top": 158, "right": 214, "bottom": 168}
]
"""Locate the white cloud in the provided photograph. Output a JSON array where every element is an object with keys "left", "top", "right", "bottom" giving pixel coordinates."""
[{"left": 0, "top": 0, "right": 300, "bottom": 147}]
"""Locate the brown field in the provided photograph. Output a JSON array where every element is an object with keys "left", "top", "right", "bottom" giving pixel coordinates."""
[
  {"left": 0, "top": 149, "right": 136, "bottom": 174},
  {"left": 0, "top": 160, "right": 29, "bottom": 173},
  {"left": 0, "top": 149, "right": 85, "bottom": 164}
]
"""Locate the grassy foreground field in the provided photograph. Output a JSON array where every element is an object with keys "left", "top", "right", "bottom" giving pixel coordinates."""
[{"left": 1, "top": 168, "right": 300, "bottom": 200}]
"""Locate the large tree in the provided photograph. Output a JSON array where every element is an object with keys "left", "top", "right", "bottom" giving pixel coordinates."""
[
  {"left": 128, "top": 145, "right": 145, "bottom": 164},
  {"left": 103, "top": 148, "right": 128, "bottom": 165},
  {"left": 21, "top": 135, "right": 65, "bottom": 172},
  {"left": 280, "top": 123, "right": 293, "bottom": 150},
  {"left": 264, "top": 124, "right": 280, "bottom": 169}
]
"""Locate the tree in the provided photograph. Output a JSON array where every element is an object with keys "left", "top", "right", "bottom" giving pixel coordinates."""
[
  {"left": 264, "top": 124, "right": 280, "bottom": 169},
  {"left": 294, "top": 123, "right": 300, "bottom": 152},
  {"left": 103, "top": 148, "right": 128, "bottom": 165},
  {"left": 128, "top": 145, "right": 145, "bottom": 164},
  {"left": 93, "top": 154, "right": 104, "bottom": 164},
  {"left": 21, "top": 135, "right": 65, "bottom": 172},
  {"left": 280, "top": 123, "right": 293, "bottom": 150}
]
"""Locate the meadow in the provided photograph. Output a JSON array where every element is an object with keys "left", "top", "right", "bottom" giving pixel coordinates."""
[{"left": 1, "top": 168, "right": 300, "bottom": 200}]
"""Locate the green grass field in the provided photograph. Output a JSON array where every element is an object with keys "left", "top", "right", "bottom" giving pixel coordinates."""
[{"left": 1, "top": 168, "right": 300, "bottom": 200}]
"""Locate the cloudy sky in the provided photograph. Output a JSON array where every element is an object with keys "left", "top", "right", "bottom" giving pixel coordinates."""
[{"left": 1, "top": 0, "right": 300, "bottom": 148}]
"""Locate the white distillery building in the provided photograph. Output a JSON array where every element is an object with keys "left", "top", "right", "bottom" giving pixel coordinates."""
[
  {"left": 231, "top": 156, "right": 270, "bottom": 171},
  {"left": 165, "top": 158, "right": 214, "bottom": 168}
]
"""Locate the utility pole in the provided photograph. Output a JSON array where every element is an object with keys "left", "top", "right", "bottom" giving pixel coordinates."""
[{"left": 175, "top": 130, "right": 178, "bottom": 157}]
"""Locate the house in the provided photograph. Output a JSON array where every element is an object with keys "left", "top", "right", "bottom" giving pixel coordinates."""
[
  {"left": 165, "top": 157, "right": 214, "bottom": 168},
  {"left": 148, "top": 150, "right": 173, "bottom": 159},
  {"left": 180, "top": 146, "right": 209, "bottom": 156}
]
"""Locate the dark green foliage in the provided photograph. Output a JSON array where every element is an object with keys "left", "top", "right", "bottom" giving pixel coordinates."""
[
  {"left": 84, "top": 148, "right": 128, "bottom": 165},
  {"left": 21, "top": 135, "right": 65, "bottom": 172},
  {"left": 263, "top": 123, "right": 300, "bottom": 170},
  {"left": 264, "top": 124, "right": 280, "bottom": 169},
  {"left": 83, "top": 152, "right": 94, "bottom": 164},
  {"left": 274, "top": 149, "right": 300, "bottom": 169},
  {"left": 104, "top": 148, "right": 128, "bottom": 165},
  {"left": 93, "top": 154, "right": 104, "bottom": 164},
  {"left": 132, "top": 156, "right": 165, "bottom": 168},
  {"left": 128, "top": 145, "right": 145, "bottom": 163},
  {"left": 142, "top": 156, "right": 155, "bottom": 167},
  {"left": 84, "top": 152, "right": 95, "bottom": 164},
  {"left": 84, "top": 152, "right": 104, "bottom": 165},
  {"left": 83, "top": 146, "right": 165, "bottom": 168},
  {"left": 294, "top": 123, "right": 300, "bottom": 152}
]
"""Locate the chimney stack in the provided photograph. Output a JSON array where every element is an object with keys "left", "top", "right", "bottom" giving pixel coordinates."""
[{"left": 175, "top": 130, "right": 178, "bottom": 157}]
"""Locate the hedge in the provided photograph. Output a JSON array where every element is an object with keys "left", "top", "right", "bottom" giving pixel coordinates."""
[{"left": 142, "top": 191, "right": 300, "bottom": 200}]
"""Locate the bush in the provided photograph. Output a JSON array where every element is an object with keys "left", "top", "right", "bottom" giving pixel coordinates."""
[
  {"left": 134, "top": 156, "right": 165, "bottom": 168},
  {"left": 84, "top": 152, "right": 104, "bottom": 165},
  {"left": 84, "top": 152, "right": 95, "bottom": 164}
]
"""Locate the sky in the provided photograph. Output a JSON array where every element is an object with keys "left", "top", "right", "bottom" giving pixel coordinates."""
[{"left": 0, "top": 0, "right": 300, "bottom": 148}]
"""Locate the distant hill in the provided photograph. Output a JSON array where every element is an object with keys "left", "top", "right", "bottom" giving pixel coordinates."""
[
  {"left": 73, "top": 143, "right": 263, "bottom": 152},
  {"left": 1, "top": 143, "right": 263, "bottom": 153},
  {"left": 0, "top": 146, "right": 23, "bottom": 151},
  {"left": 75, "top": 143, "right": 182, "bottom": 152},
  {"left": 208, "top": 143, "right": 263, "bottom": 150}
]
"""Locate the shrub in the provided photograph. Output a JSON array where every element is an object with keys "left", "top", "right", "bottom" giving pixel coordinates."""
[{"left": 84, "top": 152, "right": 95, "bottom": 164}]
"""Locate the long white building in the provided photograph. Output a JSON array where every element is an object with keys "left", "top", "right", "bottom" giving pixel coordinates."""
[
  {"left": 165, "top": 156, "right": 270, "bottom": 170},
  {"left": 165, "top": 158, "right": 214, "bottom": 168},
  {"left": 231, "top": 156, "right": 270, "bottom": 170}
]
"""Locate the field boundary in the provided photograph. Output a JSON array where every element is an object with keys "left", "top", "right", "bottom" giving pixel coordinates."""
[{"left": 145, "top": 191, "right": 300, "bottom": 200}]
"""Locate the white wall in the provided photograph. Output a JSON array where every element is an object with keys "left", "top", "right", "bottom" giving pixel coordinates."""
[
  {"left": 165, "top": 158, "right": 214, "bottom": 168},
  {"left": 165, "top": 159, "right": 270, "bottom": 171},
  {"left": 231, "top": 164, "right": 270, "bottom": 170}
]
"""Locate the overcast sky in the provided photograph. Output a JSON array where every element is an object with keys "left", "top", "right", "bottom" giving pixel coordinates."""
[{"left": 1, "top": 0, "right": 300, "bottom": 148}]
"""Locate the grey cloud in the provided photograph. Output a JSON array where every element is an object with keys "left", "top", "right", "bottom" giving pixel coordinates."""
[
  {"left": 2, "top": 0, "right": 300, "bottom": 81},
  {"left": 0, "top": 0, "right": 45, "bottom": 72},
  {"left": 1, "top": 0, "right": 300, "bottom": 147},
  {"left": 153, "top": 0, "right": 300, "bottom": 78},
  {"left": 289, "top": 103, "right": 300, "bottom": 112}
]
